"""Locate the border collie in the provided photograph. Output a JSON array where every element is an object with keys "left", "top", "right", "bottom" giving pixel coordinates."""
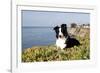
[{"left": 53, "top": 24, "right": 80, "bottom": 49}]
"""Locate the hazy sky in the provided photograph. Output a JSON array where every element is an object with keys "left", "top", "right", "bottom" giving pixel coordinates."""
[{"left": 22, "top": 10, "right": 90, "bottom": 27}]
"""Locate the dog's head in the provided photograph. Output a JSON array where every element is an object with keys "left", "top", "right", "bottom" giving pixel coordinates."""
[{"left": 53, "top": 24, "right": 68, "bottom": 39}]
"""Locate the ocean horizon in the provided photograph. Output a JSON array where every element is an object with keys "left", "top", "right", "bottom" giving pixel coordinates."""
[{"left": 22, "top": 27, "right": 56, "bottom": 50}]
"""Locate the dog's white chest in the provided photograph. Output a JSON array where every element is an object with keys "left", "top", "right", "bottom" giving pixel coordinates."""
[{"left": 56, "top": 38, "right": 66, "bottom": 49}]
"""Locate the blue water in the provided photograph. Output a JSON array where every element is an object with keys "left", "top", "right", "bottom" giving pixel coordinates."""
[{"left": 22, "top": 27, "right": 56, "bottom": 50}]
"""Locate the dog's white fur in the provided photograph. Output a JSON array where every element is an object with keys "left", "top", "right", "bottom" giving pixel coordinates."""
[
  {"left": 59, "top": 28, "right": 63, "bottom": 36},
  {"left": 56, "top": 28, "right": 66, "bottom": 49},
  {"left": 56, "top": 38, "right": 66, "bottom": 49}
]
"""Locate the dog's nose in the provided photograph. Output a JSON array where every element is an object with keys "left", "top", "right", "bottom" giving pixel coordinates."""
[{"left": 59, "top": 35, "right": 62, "bottom": 38}]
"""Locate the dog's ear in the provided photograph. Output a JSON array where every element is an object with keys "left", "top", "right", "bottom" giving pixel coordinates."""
[
  {"left": 61, "top": 24, "right": 68, "bottom": 37},
  {"left": 53, "top": 26, "right": 59, "bottom": 30},
  {"left": 61, "top": 24, "right": 67, "bottom": 29}
]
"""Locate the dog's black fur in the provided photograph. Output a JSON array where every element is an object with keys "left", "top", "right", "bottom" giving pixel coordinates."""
[
  {"left": 61, "top": 24, "right": 68, "bottom": 38},
  {"left": 65, "top": 36, "right": 80, "bottom": 48},
  {"left": 53, "top": 26, "right": 60, "bottom": 38},
  {"left": 54, "top": 24, "right": 80, "bottom": 49}
]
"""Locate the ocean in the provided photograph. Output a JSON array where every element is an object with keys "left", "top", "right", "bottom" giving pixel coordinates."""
[{"left": 22, "top": 27, "right": 56, "bottom": 50}]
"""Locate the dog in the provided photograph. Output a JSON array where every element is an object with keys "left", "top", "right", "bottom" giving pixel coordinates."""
[{"left": 53, "top": 24, "right": 80, "bottom": 49}]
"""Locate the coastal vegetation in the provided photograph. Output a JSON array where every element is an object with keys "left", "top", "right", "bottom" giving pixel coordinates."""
[{"left": 22, "top": 28, "right": 90, "bottom": 62}]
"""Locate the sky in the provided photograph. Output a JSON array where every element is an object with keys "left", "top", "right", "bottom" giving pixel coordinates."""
[{"left": 22, "top": 10, "right": 90, "bottom": 27}]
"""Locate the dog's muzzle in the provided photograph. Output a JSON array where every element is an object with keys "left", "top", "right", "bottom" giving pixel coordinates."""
[{"left": 59, "top": 35, "right": 64, "bottom": 38}]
